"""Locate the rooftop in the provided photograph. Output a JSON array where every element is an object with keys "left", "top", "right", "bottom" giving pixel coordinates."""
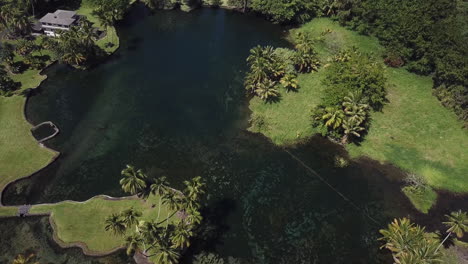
[{"left": 39, "top": 10, "right": 77, "bottom": 26}]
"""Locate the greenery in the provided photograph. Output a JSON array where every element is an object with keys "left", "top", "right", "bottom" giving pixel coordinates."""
[
  {"left": 249, "top": 18, "right": 468, "bottom": 194},
  {"left": 244, "top": 32, "right": 319, "bottom": 102},
  {"left": 379, "top": 211, "right": 468, "bottom": 263},
  {"left": 12, "top": 253, "right": 40, "bottom": 264},
  {"left": 0, "top": 206, "right": 18, "bottom": 217},
  {"left": 331, "top": 0, "right": 468, "bottom": 125},
  {"left": 402, "top": 186, "right": 437, "bottom": 214},
  {"left": 0, "top": 96, "right": 56, "bottom": 194},
  {"left": 107, "top": 166, "right": 206, "bottom": 263},
  {"left": 29, "top": 194, "right": 174, "bottom": 253},
  {"left": 230, "top": 0, "right": 468, "bottom": 123}
]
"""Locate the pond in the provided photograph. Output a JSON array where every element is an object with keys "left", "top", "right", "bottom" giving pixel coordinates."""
[{"left": 1, "top": 6, "right": 454, "bottom": 264}]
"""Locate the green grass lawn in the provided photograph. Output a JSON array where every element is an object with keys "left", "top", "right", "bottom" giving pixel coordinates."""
[
  {"left": 0, "top": 96, "right": 57, "bottom": 195},
  {"left": 248, "top": 18, "right": 468, "bottom": 206},
  {"left": 29, "top": 194, "right": 174, "bottom": 254}
]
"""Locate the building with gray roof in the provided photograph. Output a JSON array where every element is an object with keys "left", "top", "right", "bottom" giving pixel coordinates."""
[{"left": 38, "top": 10, "right": 80, "bottom": 37}]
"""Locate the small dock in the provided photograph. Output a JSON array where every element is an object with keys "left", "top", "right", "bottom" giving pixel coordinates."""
[{"left": 31, "top": 121, "right": 59, "bottom": 143}]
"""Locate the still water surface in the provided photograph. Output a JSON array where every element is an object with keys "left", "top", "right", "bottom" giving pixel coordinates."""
[{"left": 2, "top": 7, "right": 456, "bottom": 264}]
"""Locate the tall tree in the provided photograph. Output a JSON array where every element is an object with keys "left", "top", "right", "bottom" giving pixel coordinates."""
[
  {"left": 104, "top": 213, "right": 127, "bottom": 236},
  {"left": 437, "top": 210, "right": 468, "bottom": 251},
  {"left": 121, "top": 207, "right": 142, "bottom": 228},
  {"left": 120, "top": 165, "right": 148, "bottom": 195},
  {"left": 125, "top": 234, "right": 143, "bottom": 256},
  {"left": 150, "top": 176, "right": 170, "bottom": 222}
]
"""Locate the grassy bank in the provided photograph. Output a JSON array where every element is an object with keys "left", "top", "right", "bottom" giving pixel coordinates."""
[
  {"left": 29, "top": 194, "right": 174, "bottom": 254},
  {"left": 0, "top": 96, "right": 56, "bottom": 198},
  {"left": 248, "top": 18, "right": 468, "bottom": 206}
]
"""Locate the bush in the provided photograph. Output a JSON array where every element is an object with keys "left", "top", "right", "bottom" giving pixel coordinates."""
[{"left": 322, "top": 49, "right": 387, "bottom": 110}]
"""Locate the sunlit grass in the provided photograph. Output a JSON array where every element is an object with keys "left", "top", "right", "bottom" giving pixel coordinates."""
[
  {"left": 0, "top": 96, "right": 57, "bottom": 193},
  {"left": 29, "top": 194, "right": 174, "bottom": 254}
]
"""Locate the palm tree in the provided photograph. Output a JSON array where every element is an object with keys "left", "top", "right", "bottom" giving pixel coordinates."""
[
  {"left": 294, "top": 51, "right": 320, "bottom": 73},
  {"left": 437, "top": 210, "right": 468, "bottom": 251},
  {"left": 294, "top": 32, "right": 314, "bottom": 53},
  {"left": 120, "top": 165, "right": 148, "bottom": 195},
  {"left": 321, "top": 107, "right": 345, "bottom": 129},
  {"left": 183, "top": 176, "right": 205, "bottom": 203},
  {"left": 125, "top": 234, "right": 143, "bottom": 256},
  {"left": 255, "top": 80, "right": 280, "bottom": 101},
  {"left": 341, "top": 118, "right": 365, "bottom": 144},
  {"left": 171, "top": 222, "right": 193, "bottom": 249},
  {"left": 79, "top": 19, "right": 96, "bottom": 49},
  {"left": 280, "top": 73, "right": 299, "bottom": 92},
  {"left": 12, "top": 253, "right": 39, "bottom": 264},
  {"left": 104, "top": 213, "right": 127, "bottom": 236},
  {"left": 121, "top": 207, "right": 142, "bottom": 228},
  {"left": 379, "top": 218, "right": 427, "bottom": 263},
  {"left": 152, "top": 244, "right": 181, "bottom": 264},
  {"left": 185, "top": 207, "right": 202, "bottom": 226},
  {"left": 10, "top": 12, "right": 31, "bottom": 36},
  {"left": 162, "top": 191, "right": 183, "bottom": 227},
  {"left": 139, "top": 220, "right": 164, "bottom": 249},
  {"left": 342, "top": 92, "right": 369, "bottom": 123},
  {"left": 150, "top": 176, "right": 170, "bottom": 222}
]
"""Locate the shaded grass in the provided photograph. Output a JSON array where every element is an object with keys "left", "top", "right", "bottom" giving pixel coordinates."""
[
  {"left": 29, "top": 194, "right": 174, "bottom": 253},
  {"left": 401, "top": 186, "right": 437, "bottom": 214},
  {"left": 0, "top": 96, "right": 56, "bottom": 194},
  {"left": 248, "top": 18, "right": 468, "bottom": 193}
]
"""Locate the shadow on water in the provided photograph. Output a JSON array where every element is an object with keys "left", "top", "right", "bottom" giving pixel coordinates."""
[{"left": 2, "top": 5, "right": 467, "bottom": 264}]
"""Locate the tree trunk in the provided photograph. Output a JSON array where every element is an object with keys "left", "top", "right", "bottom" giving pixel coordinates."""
[
  {"left": 435, "top": 232, "right": 451, "bottom": 252},
  {"left": 341, "top": 134, "right": 348, "bottom": 145},
  {"left": 156, "top": 194, "right": 162, "bottom": 222}
]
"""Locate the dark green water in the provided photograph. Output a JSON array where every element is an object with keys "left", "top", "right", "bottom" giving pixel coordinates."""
[{"left": 3, "top": 7, "right": 463, "bottom": 264}]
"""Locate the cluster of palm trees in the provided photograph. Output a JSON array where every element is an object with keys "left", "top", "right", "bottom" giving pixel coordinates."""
[
  {"left": 313, "top": 91, "right": 370, "bottom": 144},
  {"left": 379, "top": 210, "right": 468, "bottom": 264},
  {"left": 46, "top": 19, "right": 99, "bottom": 66},
  {"left": 105, "top": 165, "right": 206, "bottom": 264},
  {"left": 0, "top": 4, "right": 31, "bottom": 38},
  {"left": 244, "top": 32, "right": 320, "bottom": 102}
]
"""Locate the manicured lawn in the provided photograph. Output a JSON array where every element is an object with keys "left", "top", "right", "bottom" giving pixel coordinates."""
[
  {"left": 248, "top": 18, "right": 468, "bottom": 199},
  {"left": 29, "top": 194, "right": 174, "bottom": 254},
  {"left": 76, "top": 5, "right": 119, "bottom": 54},
  {"left": 0, "top": 96, "right": 56, "bottom": 195}
]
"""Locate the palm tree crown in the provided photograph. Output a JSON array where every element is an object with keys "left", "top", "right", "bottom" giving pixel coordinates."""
[{"left": 120, "top": 165, "right": 148, "bottom": 195}]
